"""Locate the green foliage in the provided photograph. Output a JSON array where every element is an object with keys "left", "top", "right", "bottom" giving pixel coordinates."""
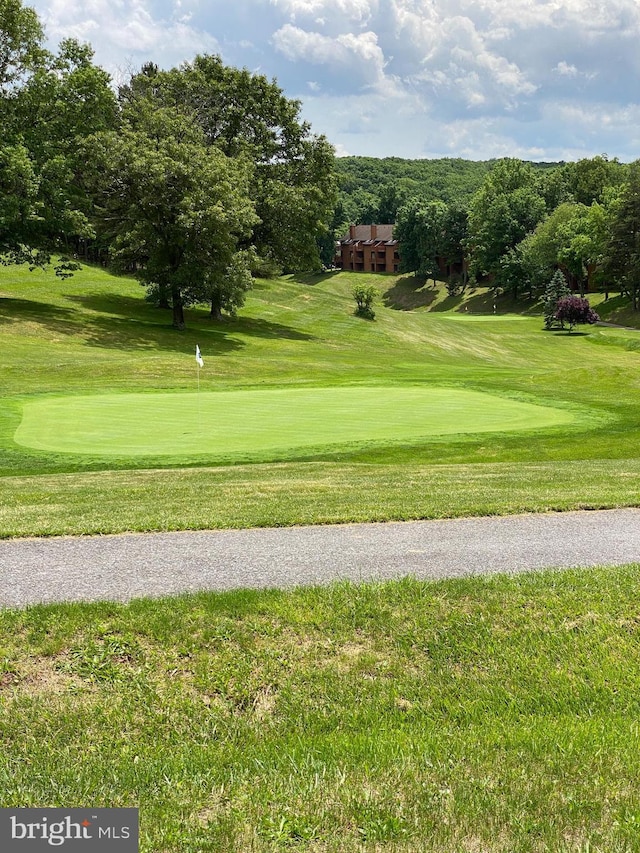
[
  {"left": 561, "top": 154, "right": 628, "bottom": 206},
  {"left": 468, "top": 158, "right": 548, "bottom": 284},
  {"left": 543, "top": 269, "right": 572, "bottom": 329},
  {"left": 352, "top": 283, "right": 377, "bottom": 319},
  {"left": 604, "top": 160, "right": 640, "bottom": 310},
  {"left": 394, "top": 199, "right": 468, "bottom": 282},
  {"left": 336, "top": 157, "right": 496, "bottom": 224},
  {"left": 120, "top": 56, "right": 338, "bottom": 274},
  {"left": 81, "top": 107, "right": 257, "bottom": 329},
  {"left": 0, "top": 7, "right": 114, "bottom": 270},
  {"left": 0, "top": 0, "right": 45, "bottom": 94}
]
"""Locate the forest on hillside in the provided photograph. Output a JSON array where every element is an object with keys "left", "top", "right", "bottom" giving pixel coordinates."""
[{"left": 334, "top": 156, "right": 561, "bottom": 224}]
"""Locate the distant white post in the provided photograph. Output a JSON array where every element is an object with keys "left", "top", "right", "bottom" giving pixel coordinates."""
[{"left": 195, "top": 344, "right": 204, "bottom": 433}]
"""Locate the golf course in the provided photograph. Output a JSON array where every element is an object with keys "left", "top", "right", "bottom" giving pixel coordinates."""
[
  {"left": 2, "top": 263, "right": 640, "bottom": 852},
  {"left": 1, "top": 262, "right": 639, "bottom": 536}
]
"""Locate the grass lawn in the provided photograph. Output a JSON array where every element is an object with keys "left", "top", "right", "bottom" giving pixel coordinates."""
[
  {"left": 2, "top": 265, "right": 640, "bottom": 851},
  {"left": 0, "top": 263, "right": 639, "bottom": 535},
  {"left": 15, "top": 386, "right": 574, "bottom": 457},
  {"left": 2, "top": 567, "right": 640, "bottom": 852}
]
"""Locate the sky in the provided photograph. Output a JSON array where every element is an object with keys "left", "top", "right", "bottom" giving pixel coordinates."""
[{"left": 28, "top": 0, "right": 640, "bottom": 163}]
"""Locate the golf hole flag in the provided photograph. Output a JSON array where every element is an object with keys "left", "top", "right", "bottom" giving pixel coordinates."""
[{"left": 195, "top": 345, "right": 204, "bottom": 368}]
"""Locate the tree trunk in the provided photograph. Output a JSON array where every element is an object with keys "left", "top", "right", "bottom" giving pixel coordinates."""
[
  {"left": 210, "top": 295, "right": 223, "bottom": 321},
  {"left": 171, "top": 286, "right": 185, "bottom": 330}
]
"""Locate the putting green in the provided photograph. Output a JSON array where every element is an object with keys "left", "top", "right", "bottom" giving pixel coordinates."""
[{"left": 15, "top": 386, "right": 575, "bottom": 457}]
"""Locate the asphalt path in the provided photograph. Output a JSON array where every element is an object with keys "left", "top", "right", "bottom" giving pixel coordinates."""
[{"left": 1, "top": 508, "right": 640, "bottom": 608}]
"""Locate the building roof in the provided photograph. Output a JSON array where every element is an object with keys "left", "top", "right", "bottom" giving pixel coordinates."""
[{"left": 342, "top": 224, "right": 395, "bottom": 242}]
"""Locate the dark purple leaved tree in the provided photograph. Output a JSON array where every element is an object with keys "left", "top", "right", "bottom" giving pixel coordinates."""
[{"left": 554, "top": 296, "right": 600, "bottom": 332}]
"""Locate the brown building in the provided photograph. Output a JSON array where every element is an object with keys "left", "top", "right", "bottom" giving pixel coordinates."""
[{"left": 336, "top": 224, "right": 400, "bottom": 273}]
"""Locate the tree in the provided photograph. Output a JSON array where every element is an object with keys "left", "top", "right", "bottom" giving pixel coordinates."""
[
  {"left": 395, "top": 199, "right": 446, "bottom": 280},
  {"left": 561, "top": 155, "right": 626, "bottom": 206},
  {"left": 352, "top": 284, "right": 377, "bottom": 319},
  {"left": 468, "top": 158, "right": 547, "bottom": 285},
  {"left": 604, "top": 161, "right": 640, "bottom": 311},
  {"left": 542, "top": 269, "right": 571, "bottom": 329},
  {"left": 440, "top": 202, "right": 469, "bottom": 285},
  {"left": 119, "top": 56, "right": 338, "bottom": 274},
  {"left": 556, "top": 203, "right": 608, "bottom": 297},
  {"left": 0, "top": 7, "right": 115, "bottom": 271},
  {"left": 520, "top": 202, "right": 608, "bottom": 299},
  {"left": 81, "top": 108, "right": 257, "bottom": 329},
  {"left": 554, "top": 295, "right": 600, "bottom": 332},
  {"left": 0, "top": 0, "right": 45, "bottom": 95}
]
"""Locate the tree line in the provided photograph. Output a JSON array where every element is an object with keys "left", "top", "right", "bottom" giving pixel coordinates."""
[
  {"left": 388, "top": 155, "right": 640, "bottom": 310},
  {"left": 0, "top": 0, "right": 338, "bottom": 328}
]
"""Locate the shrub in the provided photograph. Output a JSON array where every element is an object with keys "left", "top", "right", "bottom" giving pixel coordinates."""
[{"left": 352, "top": 284, "right": 377, "bottom": 320}]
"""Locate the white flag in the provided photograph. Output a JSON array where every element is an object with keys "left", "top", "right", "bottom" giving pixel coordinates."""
[{"left": 195, "top": 344, "right": 204, "bottom": 368}]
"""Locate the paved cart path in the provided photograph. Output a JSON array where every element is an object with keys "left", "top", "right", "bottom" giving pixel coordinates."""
[
  {"left": 0, "top": 509, "right": 640, "bottom": 607},
  {"left": 1, "top": 508, "right": 640, "bottom": 608}
]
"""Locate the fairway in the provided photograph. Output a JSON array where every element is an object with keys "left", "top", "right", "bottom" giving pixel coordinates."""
[{"left": 14, "top": 386, "right": 575, "bottom": 457}]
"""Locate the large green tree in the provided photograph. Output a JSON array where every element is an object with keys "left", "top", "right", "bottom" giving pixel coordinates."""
[
  {"left": 561, "top": 155, "right": 627, "bottom": 206},
  {"left": 394, "top": 199, "right": 445, "bottom": 279},
  {"left": 604, "top": 162, "right": 640, "bottom": 310},
  {"left": 0, "top": 2, "right": 115, "bottom": 269},
  {"left": 119, "top": 56, "right": 337, "bottom": 273},
  {"left": 468, "top": 158, "right": 547, "bottom": 285},
  {"left": 81, "top": 108, "right": 258, "bottom": 329}
]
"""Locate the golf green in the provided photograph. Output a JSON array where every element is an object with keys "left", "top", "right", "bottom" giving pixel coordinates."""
[{"left": 14, "top": 386, "right": 575, "bottom": 458}]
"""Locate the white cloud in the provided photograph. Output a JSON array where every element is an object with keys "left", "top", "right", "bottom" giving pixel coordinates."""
[
  {"left": 553, "top": 60, "right": 597, "bottom": 81},
  {"left": 270, "top": 0, "right": 377, "bottom": 26},
  {"left": 405, "top": 13, "right": 537, "bottom": 110},
  {"left": 272, "top": 24, "right": 402, "bottom": 95},
  {"left": 555, "top": 61, "right": 578, "bottom": 77},
  {"left": 32, "top": 0, "right": 220, "bottom": 76},
  {"left": 26, "top": 0, "right": 640, "bottom": 160}
]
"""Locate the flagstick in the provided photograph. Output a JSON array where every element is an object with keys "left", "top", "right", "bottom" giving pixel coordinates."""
[
  {"left": 197, "top": 361, "right": 201, "bottom": 436},
  {"left": 195, "top": 345, "right": 204, "bottom": 436}
]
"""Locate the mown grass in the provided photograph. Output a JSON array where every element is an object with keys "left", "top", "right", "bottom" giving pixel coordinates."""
[
  {"left": 2, "top": 568, "right": 640, "bottom": 852},
  {"left": 3, "top": 266, "right": 640, "bottom": 851},
  {"left": 1, "top": 262, "right": 639, "bottom": 535}
]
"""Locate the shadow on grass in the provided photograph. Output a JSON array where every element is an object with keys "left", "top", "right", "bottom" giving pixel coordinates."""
[
  {"left": 1, "top": 291, "right": 314, "bottom": 354},
  {"left": 0, "top": 295, "right": 246, "bottom": 354},
  {"left": 382, "top": 276, "right": 437, "bottom": 310},
  {"left": 69, "top": 293, "right": 314, "bottom": 339},
  {"left": 65, "top": 293, "right": 153, "bottom": 319},
  {"left": 287, "top": 270, "right": 343, "bottom": 287},
  {"left": 428, "top": 288, "right": 541, "bottom": 316},
  {"left": 232, "top": 316, "right": 315, "bottom": 341},
  {"left": 0, "top": 297, "right": 77, "bottom": 330}
]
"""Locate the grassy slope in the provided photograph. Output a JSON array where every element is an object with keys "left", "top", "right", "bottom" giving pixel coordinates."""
[{"left": 1, "top": 264, "right": 640, "bottom": 536}]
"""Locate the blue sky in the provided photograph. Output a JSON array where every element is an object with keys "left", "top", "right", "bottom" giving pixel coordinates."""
[{"left": 29, "top": 0, "right": 640, "bottom": 162}]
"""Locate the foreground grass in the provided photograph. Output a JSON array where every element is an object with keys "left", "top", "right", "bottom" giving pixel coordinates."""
[
  {"left": 2, "top": 567, "right": 640, "bottom": 852},
  {"left": 2, "top": 458, "right": 640, "bottom": 537}
]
